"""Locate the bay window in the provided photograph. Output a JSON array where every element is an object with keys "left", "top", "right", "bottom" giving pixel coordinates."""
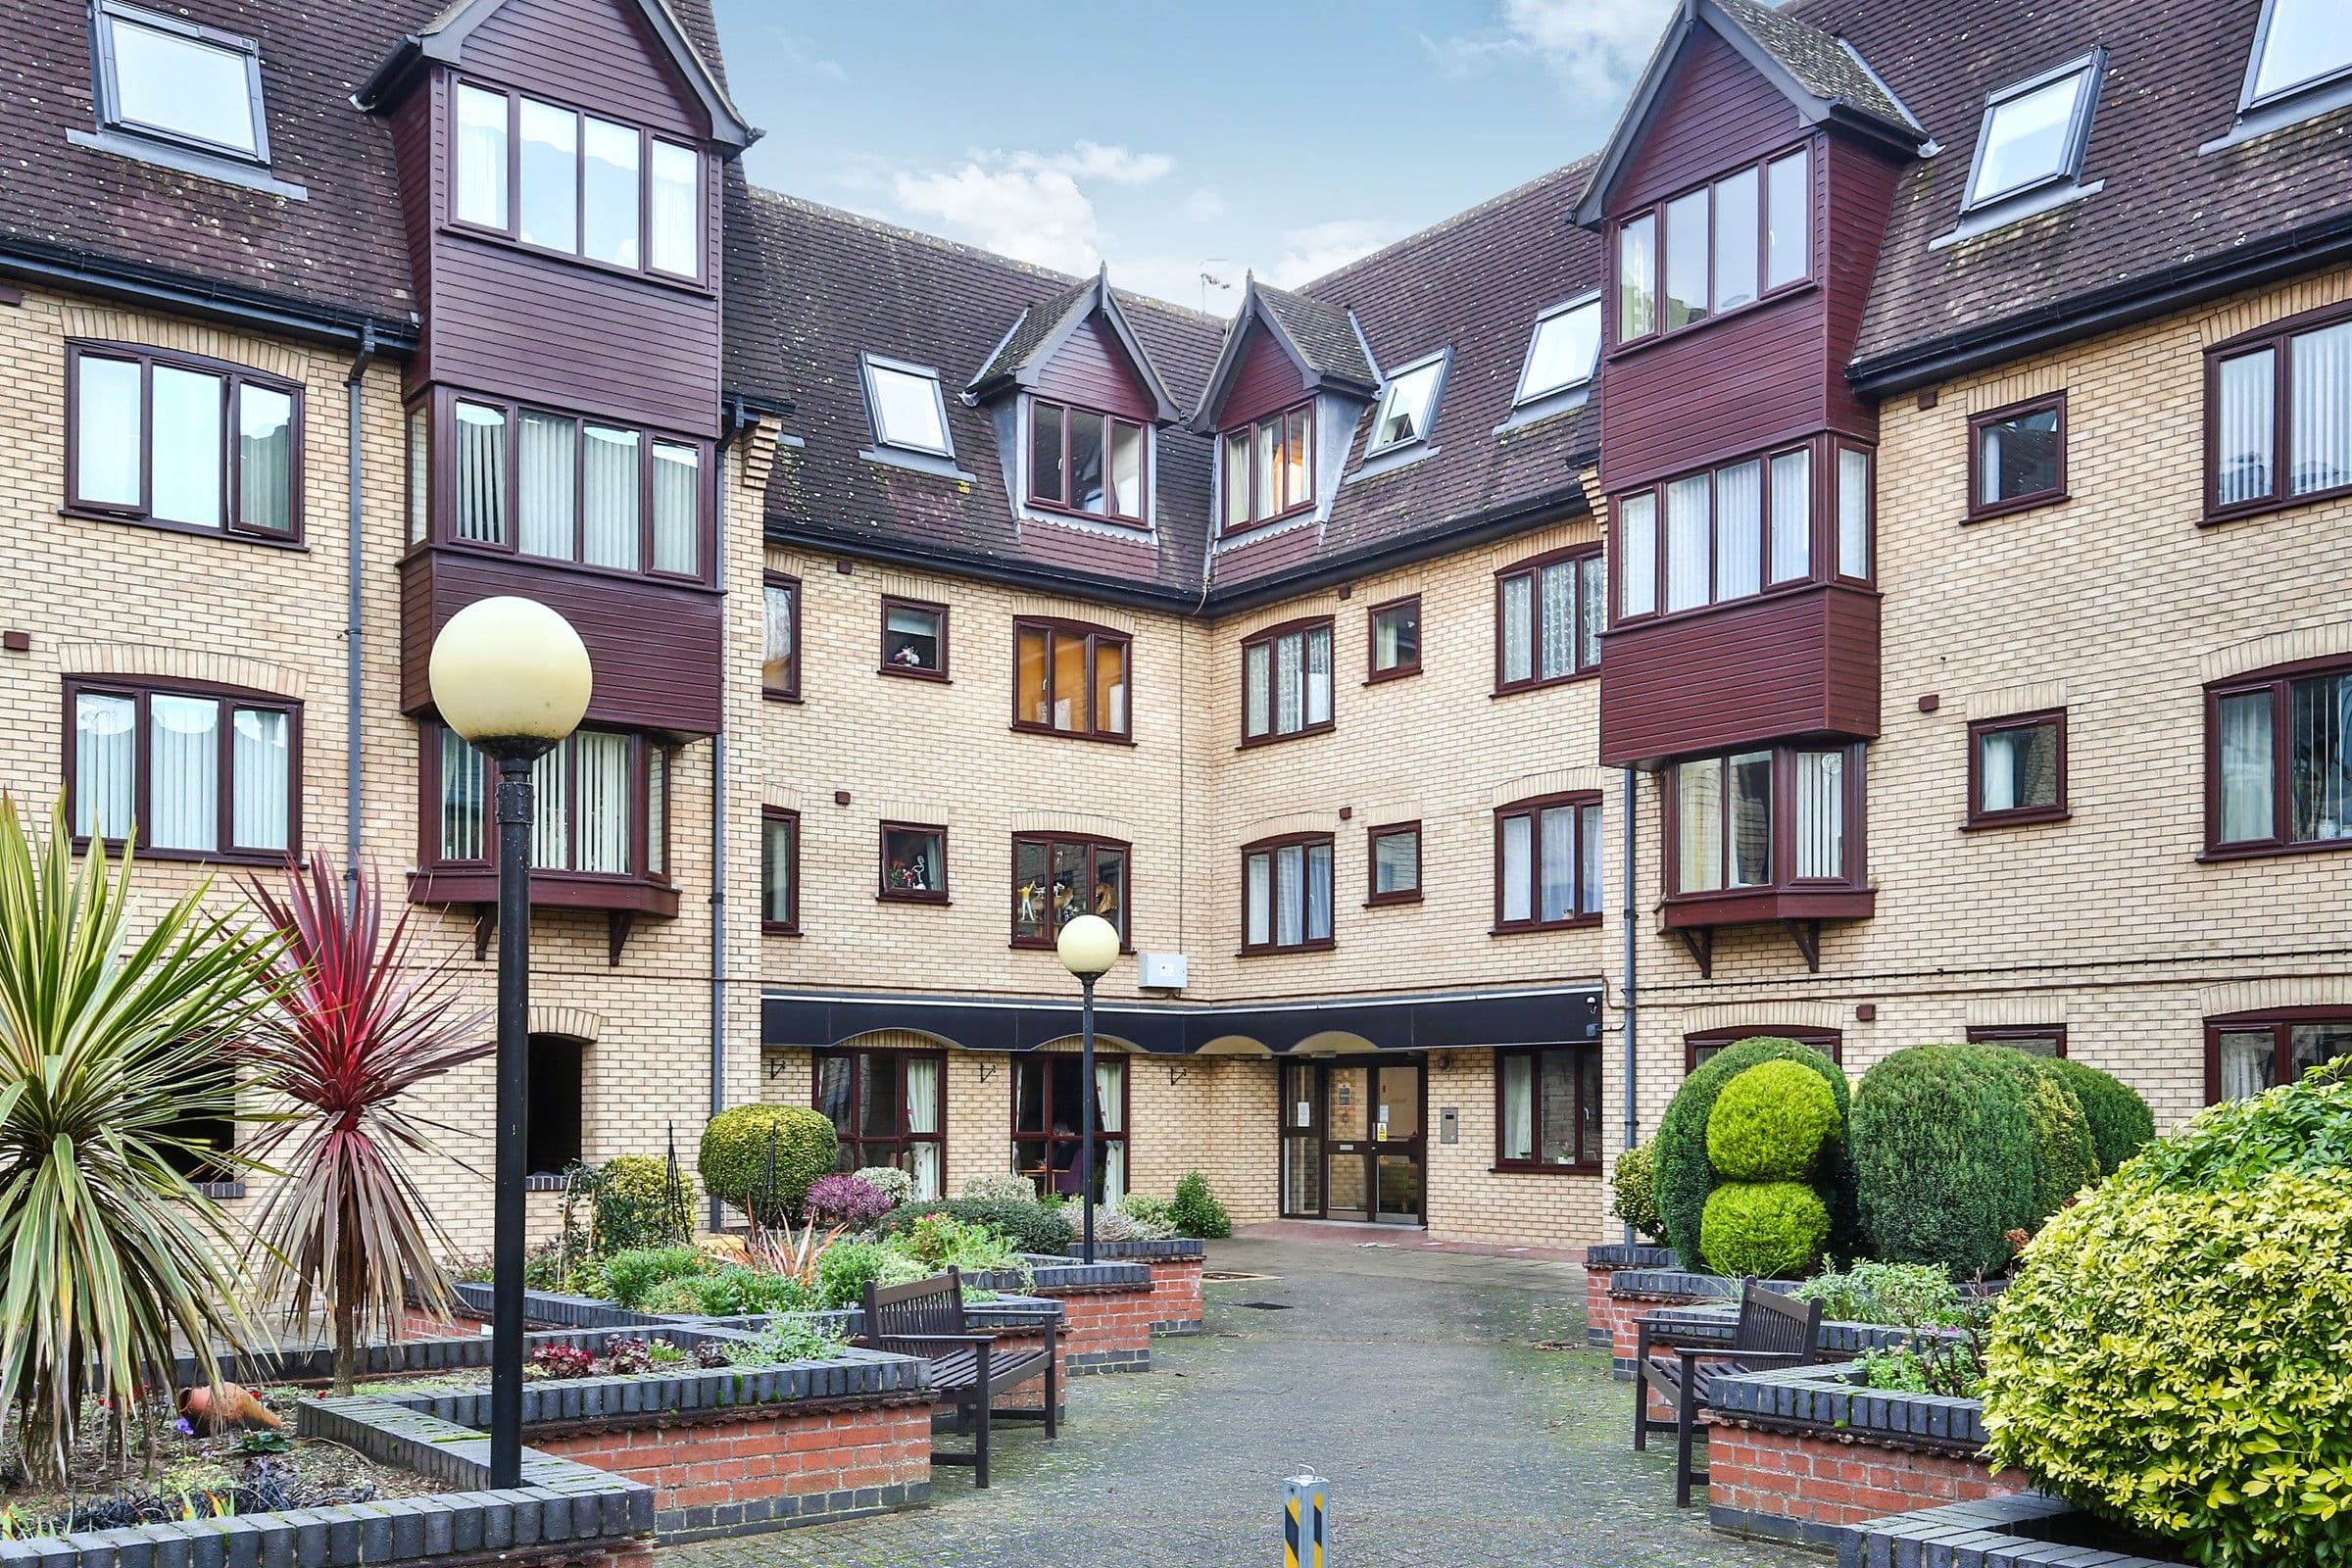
[
  {"left": 1616, "top": 442, "right": 1819, "bottom": 619},
  {"left": 2208, "top": 1013, "right": 2352, "bottom": 1102},
  {"left": 1670, "top": 743, "right": 1864, "bottom": 898},
  {"left": 1014, "top": 619, "right": 1130, "bottom": 739},
  {"left": 68, "top": 679, "right": 297, "bottom": 861},
  {"left": 427, "top": 393, "right": 707, "bottom": 579},
  {"left": 1496, "top": 1047, "right": 1602, "bottom": 1170},
  {"left": 2209, "top": 308, "right": 2352, "bottom": 517},
  {"left": 1615, "top": 147, "right": 1811, "bottom": 345},
  {"left": 2209, "top": 663, "right": 2352, "bottom": 855},
  {"left": 816, "top": 1048, "right": 944, "bottom": 1198},
  {"left": 1494, "top": 794, "right": 1603, "bottom": 931},
  {"left": 429, "top": 724, "right": 668, "bottom": 882},
  {"left": 1012, "top": 834, "right": 1128, "bottom": 947},
  {"left": 1029, "top": 399, "right": 1147, "bottom": 521},
  {"left": 1014, "top": 1052, "right": 1125, "bottom": 1202},
  {"left": 1242, "top": 618, "right": 1334, "bottom": 743},
  {"left": 1221, "top": 403, "right": 1313, "bottom": 531},
  {"left": 1243, "top": 833, "right": 1335, "bottom": 953},
  {"left": 1496, "top": 548, "right": 1603, "bottom": 691},
  {"left": 450, "top": 80, "right": 704, "bottom": 281},
  {"left": 67, "top": 343, "right": 301, "bottom": 541}
]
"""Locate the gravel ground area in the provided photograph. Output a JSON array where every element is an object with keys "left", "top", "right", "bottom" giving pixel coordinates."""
[{"left": 658, "top": 1232, "right": 1814, "bottom": 1567}]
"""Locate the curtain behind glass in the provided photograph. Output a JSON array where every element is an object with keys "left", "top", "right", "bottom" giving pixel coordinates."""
[
  {"left": 74, "top": 694, "right": 135, "bottom": 841},
  {"left": 1838, "top": 449, "right": 1872, "bottom": 577},
  {"left": 1244, "top": 643, "right": 1271, "bottom": 736},
  {"left": 530, "top": 741, "right": 570, "bottom": 869},
  {"left": 1619, "top": 491, "right": 1656, "bottom": 615},
  {"left": 1540, "top": 561, "right": 1575, "bottom": 678},
  {"left": 516, "top": 411, "right": 576, "bottom": 559},
  {"left": 236, "top": 386, "right": 294, "bottom": 533},
  {"left": 1501, "top": 1054, "right": 1534, "bottom": 1160},
  {"left": 1275, "top": 635, "right": 1303, "bottom": 734},
  {"left": 1579, "top": 802, "right": 1603, "bottom": 914},
  {"left": 455, "top": 403, "right": 508, "bottom": 544},
  {"left": 1539, "top": 805, "right": 1576, "bottom": 920},
  {"left": 2219, "top": 692, "right": 2275, "bottom": 842},
  {"left": 1274, "top": 844, "right": 1303, "bottom": 946},
  {"left": 2289, "top": 672, "right": 2350, "bottom": 842},
  {"left": 2290, "top": 320, "right": 2352, "bottom": 497},
  {"left": 441, "top": 730, "right": 485, "bottom": 860},
  {"left": 1500, "top": 813, "right": 1533, "bottom": 921},
  {"left": 1246, "top": 852, "right": 1271, "bottom": 946},
  {"left": 1306, "top": 841, "right": 1334, "bottom": 940},
  {"left": 2218, "top": 1030, "right": 2273, "bottom": 1101},
  {"left": 906, "top": 1056, "right": 941, "bottom": 1199},
  {"left": 652, "top": 442, "right": 700, "bottom": 574},
  {"left": 148, "top": 694, "right": 219, "bottom": 852},
  {"left": 1794, "top": 751, "right": 1842, "bottom": 878},
  {"left": 1729, "top": 751, "right": 1772, "bottom": 886},
  {"left": 1304, "top": 626, "right": 1332, "bottom": 725},
  {"left": 1678, "top": 760, "right": 1723, "bottom": 892},
  {"left": 230, "top": 708, "right": 289, "bottom": 852},
  {"left": 1665, "top": 472, "right": 1712, "bottom": 612},
  {"left": 575, "top": 732, "right": 631, "bottom": 873},
  {"left": 582, "top": 425, "right": 640, "bottom": 568},
  {"left": 2218, "top": 349, "right": 2276, "bottom": 507},
  {"left": 1768, "top": 449, "right": 1810, "bottom": 581},
  {"left": 1580, "top": 556, "right": 1605, "bottom": 670},
  {"left": 1500, "top": 574, "right": 1534, "bottom": 683},
  {"left": 1715, "top": 460, "right": 1762, "bottom": 599}
]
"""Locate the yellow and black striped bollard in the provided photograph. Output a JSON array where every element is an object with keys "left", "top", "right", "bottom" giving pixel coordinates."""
[{"left": 1283, "top": 1475, "right": 1328, "bottom": 1568}]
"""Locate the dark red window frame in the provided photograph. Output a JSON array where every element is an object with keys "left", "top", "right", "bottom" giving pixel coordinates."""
[
  {"left": 63, "top": 675, "right": 303, "bottom": 865},
  {"left": 1026, "top": 398, "right": 1148, "bottom": 524},
  {"left": 762, "top": 572, "right": 802, "bottom": 702},
  {"left": 878, "top": 595, "right": 951, "bottom": 682},
  {"left": 1611, "top": 141, "right": 1814, "bottom": 352},
  {"left": 761, "top": 806, "right": 800, "bottom": 934},
  {"left": 1684, "top": 1026, "right": 1842, "bottom": 1073},
  {"left": 418, "top": 721, "right": 670, "bottom": 887},
  {"left": 1494, "top": 1043, "right": 1605, "bottom": 1172},
  {"left": 1494, "top": 545, "right": 1603, "bottom": 694},
  {"left": 1967, "top": 392, "right": 2069, "bottom": 522},
  {"left": 64, "top": 340, "right": 306, "bottom": 546},
  {"left": 1240, "top": 616, "right": 1337, "bottom": 747},
  {"left": 1012, "top": 1050, "right": 1130, "bottom": 1200},
  {"left": 1965, "top": 709, "right": 2070, "bottom": 829},
  {"left": 878, "top": 820, "right": 950, "bottom": 904},
  {"left": 2203, "top": 658, "right": 2352, "bottom": 860},
  {"left": 1240, "top": 831, "right": 1337, "bottom": 955},
  {"left": 1492, "top": 791, "right": 1603, "bottom": 933},
  {"left": 1220, "top": 400, "right": 1315, "bottom": 533},
  {"left": 2204, "top": 299, "right": 2352, "bottom": 525},
  {"left": 1663, "top": 743, "right": 1869, "bottom": 904},
  {"left": 1964, "top": 1024, "right": 2068, "bottom": 1056},
  {"left": 1365, "top": 595, "right": 1422, "bottom": 683},
  {"left": 1012, "top": 617, "right": 1133, "bottom": 742},
  {"left": 1611, "top": 436, "right": 1843, "bottom": 626},
  {"left": 2203, "top": 1007, "right": 2352, "bottom": 1102},
  {"left": 813, "top": 1046, "right": 947, "bottom": 1179},
  {"left": 1364, "top": 820, "right": 1422, "bottom": 906},
  {"left": 1010, "top": 831, "right": 1132, "bottom": 950}
]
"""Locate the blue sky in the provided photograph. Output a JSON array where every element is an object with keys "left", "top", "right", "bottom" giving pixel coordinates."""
[{"left": 710, "top": 0, "right": 1678, "bottom": 312}]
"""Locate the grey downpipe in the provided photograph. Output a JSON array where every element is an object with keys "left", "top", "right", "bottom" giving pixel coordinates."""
[
  {"left": 343, "top": 325, "right": 377, "bottom": 893},
  {"left": 1620, "top": 765, "right": 1639, "bottom": 1246},
  {"left": 708, "top": 424, "right": 737, "bottom": 1234}
]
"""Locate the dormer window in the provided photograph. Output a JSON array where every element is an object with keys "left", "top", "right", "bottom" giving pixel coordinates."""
[
  {"left": 1616, "top": 147, "right": 1809, "bottom": 346},
  {"left": 1963, "top": 53, "right": 2103, "bottom": 214},
  {"left": 2245, "top": 0, "right": 2352, "bottom": 110},
  {"left": 1029, "top": 400, "right": 1146, "bottom": 522},
  {"left": 450, "top": 81, "right": 705, "bottom": 281},
  {"left": 1221, "top": 403, "right": 1314, "bottom": 532},
  {"left": 1367, "top": 353, "right": 1446, "bottom": 455},
  {"left": 93, "top": 1, "right": 268, "bottom": 164},
  {"left": 861, "top": 356, "right": 954, "bottom": 457},
  {"left": 1516, "top": 296, "right": 1601, "bottom": 406}
]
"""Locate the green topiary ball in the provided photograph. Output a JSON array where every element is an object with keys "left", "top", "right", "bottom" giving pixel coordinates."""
[
  {"left": 1706, "top": 1060, "right": 1839, "bottom": 1183},
  {"left": 1654, "top": 1037, "right": 1853, "bottom": 1270},
  {"left": 1968, "top": 1049, "right": 2098, "bottom": 1220},
  {"left": 1698, "top": 1181, "right": 1830, "bottom": 1279},
  {"left": 1851, "top": 1045, "right": 2040, "bottom": 1275},
  {"left": 2040, "top": 1057, "right": 2156, "bottom": 1177},
  {"left": 1609, "top": 1142, "right": 1661, "bottom": 1239},
  {"left": 1984, "top": 1134, "right": 2352, "bottom": 1565},
  {"left": 697, "top": 1104, "right": 839, "bottom": 1224}
]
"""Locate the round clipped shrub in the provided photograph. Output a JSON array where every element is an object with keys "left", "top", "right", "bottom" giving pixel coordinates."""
[
  {"left": 1654, "top": 1037, "right": 1852, "bottom": 1270},
  {"left": 1706, "top": 1060, "right": 1839, "bottom": 1183},
  {"left": 1852, "top": 1046, "right": 2050, "bottom": 1275},
  {"left": 1609, "top": 1142, "right": 1661, "bottom": 1239},
  {"left": 1698, "top": 1181, "right": 1830, "bottom": 1279},
  {"left": 1970, "top": 1049, "right": 2098, "bottom": 1219},
  {"left": 2040, "top": 1058, "right": 2155, "bottom": 1177},
  {"left": 697, "top": 1104, "right": 839, "bottom": 1224},
  {"left": 1984, "top": 1166, "right": 2352, "bottom": 1566}
]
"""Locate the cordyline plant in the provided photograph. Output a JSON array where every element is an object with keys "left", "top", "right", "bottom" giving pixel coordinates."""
[
  {"left": 243, "top": 858, "right": 489, "bottom": 1395},
  {"left": 0, "top": 797, "right": 273, "bottom": 1487}
]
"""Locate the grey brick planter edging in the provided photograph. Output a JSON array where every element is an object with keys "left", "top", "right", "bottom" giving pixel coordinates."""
[
  {"left": 1707, "top": 1359, "right": 1989, "bottom": 1454},
  {"left": 1067, "top": 1239, "right": 1205, "bottom": 1261},
  {"left": 1613, "top": 1302, "right": 1965, "bottom": 1379},
  {"left": 1585, "top": 1244, "right": 1677, "bottom": 1270},
  {"left": 1610, "top": 1268, "right": 2011, "bottom": 1305},
  {"left": 1837, "top": 1494, "right": 2194, "bottom": 1568},
  {"left": 367, "top": 1346, "right": 930, "bottom": 1432}
]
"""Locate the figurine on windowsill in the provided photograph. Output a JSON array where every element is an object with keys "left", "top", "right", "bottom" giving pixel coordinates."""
[
  {"left": 889, "top": 853, "right": 933, "bottom": 892},
  {"left": 890, "top": 643, "right": 929, "bottom": 668},
  {"left": 1017, "top": 879, "right": 1046, "bottom": 925}
]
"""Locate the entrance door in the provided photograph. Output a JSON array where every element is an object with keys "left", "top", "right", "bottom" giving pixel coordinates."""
[
  {"left": 1280, "top": 1060, "right": 1324, "bottom": 1217},
  {"left": 1370, "top": 1061, "right": 1424, "bottom": 1224},
  {"left": 1282, "top": 1058, "right": 1424, "bottom": 1225},
  {"left": 1324, "top": 1063, "right": 1374, "bottom": 1219}
]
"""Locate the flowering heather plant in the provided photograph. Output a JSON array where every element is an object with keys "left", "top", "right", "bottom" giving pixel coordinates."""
[{"left": 804, "top": 1173, "right": 893, "bottom": 1228}]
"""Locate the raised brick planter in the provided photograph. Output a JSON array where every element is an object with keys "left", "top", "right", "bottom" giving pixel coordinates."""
[
  {"left": 1083, "top": 1239, "right": 1206, "bottom": 1334},
  {"left": 1702, "top": 1361, "right": 2029, "bottom": 1553},
  {"left": 973, "top": 1258, "right": 1158, "bottom": 1375},
  {"left": 1838, "top": 1494, "right": 2194, "bottom": 1568},
  {"left": 1582, "top": 1244, "right": 1677, "bottom": 1357}
]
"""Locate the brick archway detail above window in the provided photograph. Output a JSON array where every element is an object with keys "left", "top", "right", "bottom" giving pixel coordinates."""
[
  {"left": 1963, "top": 680, "right": 2068, "bottom": 722},
  {"left": 528, "top": 1006, "right": 604, "bottom": 1045},
  {"left": 1491, "top": 766, "right": 1603, "bottom": 808},
  {"left": 1962, "top": 363, "right": 2071, "bottom": 416},
  {"left": 1007, "top": 596, "right": 1139, "bottom": 636},
  {"left": 57, "top": 310, "right": 312, "bottom": 383},
  {"left": 2201, "top": 620, "right": 2352, "bottom": 685},
  {"left": 2198, "top": 272, "right": 2352, "bottom": 349},
  {"left": 1674, "top": 1000, "right": 1848, "bottom": 1037},
  {"left": 1008, "top": 808, "right": 1135, "bottom": 841},
  {"left": 1966, "top": 995, "right": 2072, "bottom": 1029},
  {"left": 1034, "top": 1035, "right": 1136, "bottom": 1055},
  {"left": 58, "top": 642, "right": 308, "bottom": 701},
  {"left": 2200, "top": 977, "right": 2352, "bottom": 1020},
  {"left": 1239, "top": 808, "right": 1334, "bottom": 843}
]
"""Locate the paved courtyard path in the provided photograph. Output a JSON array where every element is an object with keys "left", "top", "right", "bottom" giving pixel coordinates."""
[{"left": 660, "top": 1233, "right": 1813, "bottom": 1568}]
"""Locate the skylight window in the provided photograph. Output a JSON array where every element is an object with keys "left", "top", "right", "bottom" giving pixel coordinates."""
[
  {"left": 1367, "top": 353, "right": 1446, "bottom": 454},
  {"left": 862, "top": 356, "right": 953, "bottom": 456},
  {"left": 1516, "top": 297, "right": 1601, "bottom": 405},
  {"left": 1965, "top": 52, "right": 2103, "bottom": 212},
  {"left": 2246, "top": 0, "right": 2352, "bottom": 107},
  {"left": 93, "top": 0, "right": 268, "bottom": 163}
]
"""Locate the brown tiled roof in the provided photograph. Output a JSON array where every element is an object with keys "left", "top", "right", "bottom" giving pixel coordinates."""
[
  {"left": 1712, "top": 0, "right": 1919, "bottom": 137},
  {"left": 1253, "top": 282, "right": 1377, "bottom": 390},
  {"left": 969, "top": 275, "right": 1097, "bottom": 390},
  {"left": 1794, "top": 0, "right": 2352, "bottom": 381}
]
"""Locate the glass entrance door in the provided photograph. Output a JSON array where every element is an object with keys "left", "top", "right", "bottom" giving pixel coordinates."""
[
  {"left": 1283, "top": 1057, "right": 1424, "bottom": 1226},
  {"left": 1324, "top": 1063, "right": 1373, "bottom": 1220},
  {"left": 1280, "top": 1060, "right": 1323, "bottom": 1217},
  {"left": 1371, "top": 1062, "right": 1424, "bottom": 1224}
]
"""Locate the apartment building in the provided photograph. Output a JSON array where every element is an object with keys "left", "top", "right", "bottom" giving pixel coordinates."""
[{"left": 0, "top": 0, "right": 2344, "bottom": 1251}]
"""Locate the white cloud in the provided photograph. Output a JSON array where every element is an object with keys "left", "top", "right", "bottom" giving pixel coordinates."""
[
  {"left": 1182, "top": 186, "right": 1228, "bottom": 223},
  {"left": 1262, "top": 219, "right": 1399, "bottom": 288},
  {"left": 1425, "top": 0, "right": 1676, "bottom": 101},
  {"left": 766, "top": 29, "right": 848, "bottom": 84},
  {"left": 884, "top": 142, "right": 1176, "bottom": 278}
]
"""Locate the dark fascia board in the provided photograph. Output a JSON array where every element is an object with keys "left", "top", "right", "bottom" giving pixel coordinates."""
[
  {"left": 762, "top": 519, "right": 1199, "bottom": 612},
  {"left": 965, "top": 273, "right": 1183, "bottom": 422},
  {"left": 355, "top": 0, "right": 758, "bottom": 149},
  {"left": 1848, "top": 210, "right": 2352, "bottom": 397},
  {"left": 1569, "top": 0, "right": 1924, "bottom": 228},
  {"left": 0, "top": 239, "right": 419, "bottom": 353},
  {"left": 1187, "top": 280, "right": 1328, "bottom": 433}
]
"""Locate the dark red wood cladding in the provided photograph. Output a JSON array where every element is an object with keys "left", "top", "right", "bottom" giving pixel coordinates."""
[
  {"left": 1597, "top": 583, "right": 1880, "bottom": 766},
  {"left": 457, "top": 0, "right": 704, "bottom": 137},
  {"left": 1033, "top": 318, "right": 1157, "bottom": 421},
  {"left": 399, "top": 549, "right": 723, "bottom": 734},
  {"left": 1614, "top": 28, "right": 1800, "bottom": 212},
  {"left": 1220, "top": 327, "right": 1309, "bottom": 429},
  {"left": 1598, "top": 295, "right": 1831, "bottom": 491},
  {"left": 1820, "top": 136, "right": 1907, "bottom": 440}
]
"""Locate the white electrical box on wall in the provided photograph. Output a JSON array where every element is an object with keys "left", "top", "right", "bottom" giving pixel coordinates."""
[{"left": 1137, "top": 951, "right": 1190, "bottom": 989}]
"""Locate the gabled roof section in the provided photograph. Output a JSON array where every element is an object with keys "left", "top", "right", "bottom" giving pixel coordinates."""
[
  {"left": 964, "top": 267, "right": 1183, "bottom": 421},
  {"left": 357, "top": 0, "right": 757, "bottom": 148},
  {"left": 1187, "top": 277, "right": 1379, "bottom": 432},
  {"left": 1572, "top": 0, "right": 1925, "bottom": 225}
]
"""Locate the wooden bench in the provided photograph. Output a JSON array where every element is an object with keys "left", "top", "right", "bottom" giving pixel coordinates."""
[
  {"left": 858, "top": 1266, "right": 1058, "bottom": 1489},
  {"left": 1634, "top": 1279, "right": 1823, "bottom": 1507}
]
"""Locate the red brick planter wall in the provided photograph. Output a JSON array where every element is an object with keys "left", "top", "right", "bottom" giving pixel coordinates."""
[
  {"left": 1021, "top": 1280, "right": 1157, "bottom": 1374},
  {"left": 1144, "top": 1256, "right": 1204, "bottom": 1334},
  {"left": 1705, "top": 1423, "right": 2030, "bottom": 1551},
  {"left": 535, "top": 1400, "right": 932, "bottom": 1541}
]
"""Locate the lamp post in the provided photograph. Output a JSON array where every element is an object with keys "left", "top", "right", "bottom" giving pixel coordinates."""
[
  {"left": 427, "top": 596, "right": 592, "bottom": 1491},
  {"left": 1054, "top": 914, "right": 1120, "bottom": 1265}
]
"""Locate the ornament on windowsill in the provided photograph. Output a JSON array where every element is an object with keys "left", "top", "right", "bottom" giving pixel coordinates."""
[{"left": 889, "top": 853, "right": 933, "bottom": 892}]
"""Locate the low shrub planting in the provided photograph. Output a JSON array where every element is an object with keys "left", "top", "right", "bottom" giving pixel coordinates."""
[
  {"left": 1850, "top": 1045, "right": 2041, "bottom": 1276},
  {"left": 1103, "top": 1194, "right": 1179, "bottom": 1241},
  {"left": 588, "top": 1154, "right": 697, "bottom": 1253},
  {"left": 1706, "top": 1059, "right": 1840, "bottom": 1183},
  {"left": 894, "top": 1212, "right": 1024, "bottom": 1274},
  {"left": 960, "top": 1171, "right": 1041, "bottom": 1204},
  {"left": 1791, "top": 1259, "right": 1963, "bottom": 1327},
  {"left": 1697, "top": 1181, "right": 1829, "bottom": 1280},
  {"left": 724, "top": 1315, "right": 850, "bottom": 1368},
  {"left": 804, "top": 1172, "right": 894, "bottom": 1228},
  {"left": 1170, "top": 1171, "right": 1233, "bottom": 1239},
  {"left": 854, "top": 1165, "right": 915, "bottom": 1207},
  {"left": 2041, "top": 1057, "right": 2155, "bottom": 1177},
  {"left": 641, "top": 1264, "right": 815, "bottom": 1317},
  {"left": 881, "top": 1197, "right": 1075, "bottom": 1256},
  {"left": 595, "top": 1246, "right": 706, "bottom": 1309},
  {"left": 698, "top": 1104, "right": 839, "bottom": 1224},
  {"left": 1654, "top": 1037, "right": 1852, "bottom": 1270},
  {"left": 1608, "top": 1142, "right": 1661, "bottom": 1239},
  {"left": 814, "top": 1238, "right": 931, "bottom": 1309},
  {"left": 1120, "top": 1193, "right": 1175, "bottom": 1231}
]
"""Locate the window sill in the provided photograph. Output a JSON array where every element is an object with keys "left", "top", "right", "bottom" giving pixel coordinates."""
[
  {"left": 1364, "top": 664, "right": 1421, "bottom": 686},
  {"left": 441, "top": 217, "right": 713, "bottom": 297},
  {"left": 1962, "top": 808, "right": 2071, "bottom": 831},
  {"left": 1238, "top": 723, "right": 1335, "bottom": 752},
  {"left": 1490, "top": 1161, "right": 1601, "bottom": 1177},
  {"left": 62, "top": 506, "right": 308, "bottom": 551},
  {"left": 1661, "top": 886, "right": 1875, "bottom": 928},
  {"left": 763, "top": 923, "right": 803, "bottom": 937},
  {"left": 1492, "top": 668, "right": 1598, "bottom": 699},
  {"left": 1364, "top": 893, "right": 1422, "bottom": 908},
  {"left": 193, "top": 1180, "right": 248, "bottom": 1200},
  {"left": 1492, "top": 915, "right": 1602, "bottom": 936},
  {"left": 1606, "top": 278, "right": 1819, "bottom": 363},
  {"left": 66, "top": 127, "right": 307, "bottom": 200},
  {"left": 2198, "top": 837, "right": 2352, "bottom": 864},
  {"left": 858, "top": 446, "right": 975, "bottom": 482},
  {"left": 763, "top": 689, "right": 804, "bottom": 705},
  {"left": 877, "top": 892, "right": 953, "bottom": 906},
  {"left": 76, "top": 837, "right": 298, "bottom": 868},
  {"left": 407, "top": 868, "right": 681, "bottom": 917},
  {"left": 1964, "top": 490, "right": 2069, "bottom": 524},
  {"left": 1025, "top": 497, "right": 1150, "bottom": 530},
  {"left": 1236, "top": 940, "right": 1336, "bottom": 958},
  {"left": 878, "top": 664, "right": 951, "bottom": 683},
  {"left": 2202, "top": 483, "right": 2352, "bottom": 528},
  {"left": 1009, "top": 723, "right": 1137, "bottom": 747}
]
